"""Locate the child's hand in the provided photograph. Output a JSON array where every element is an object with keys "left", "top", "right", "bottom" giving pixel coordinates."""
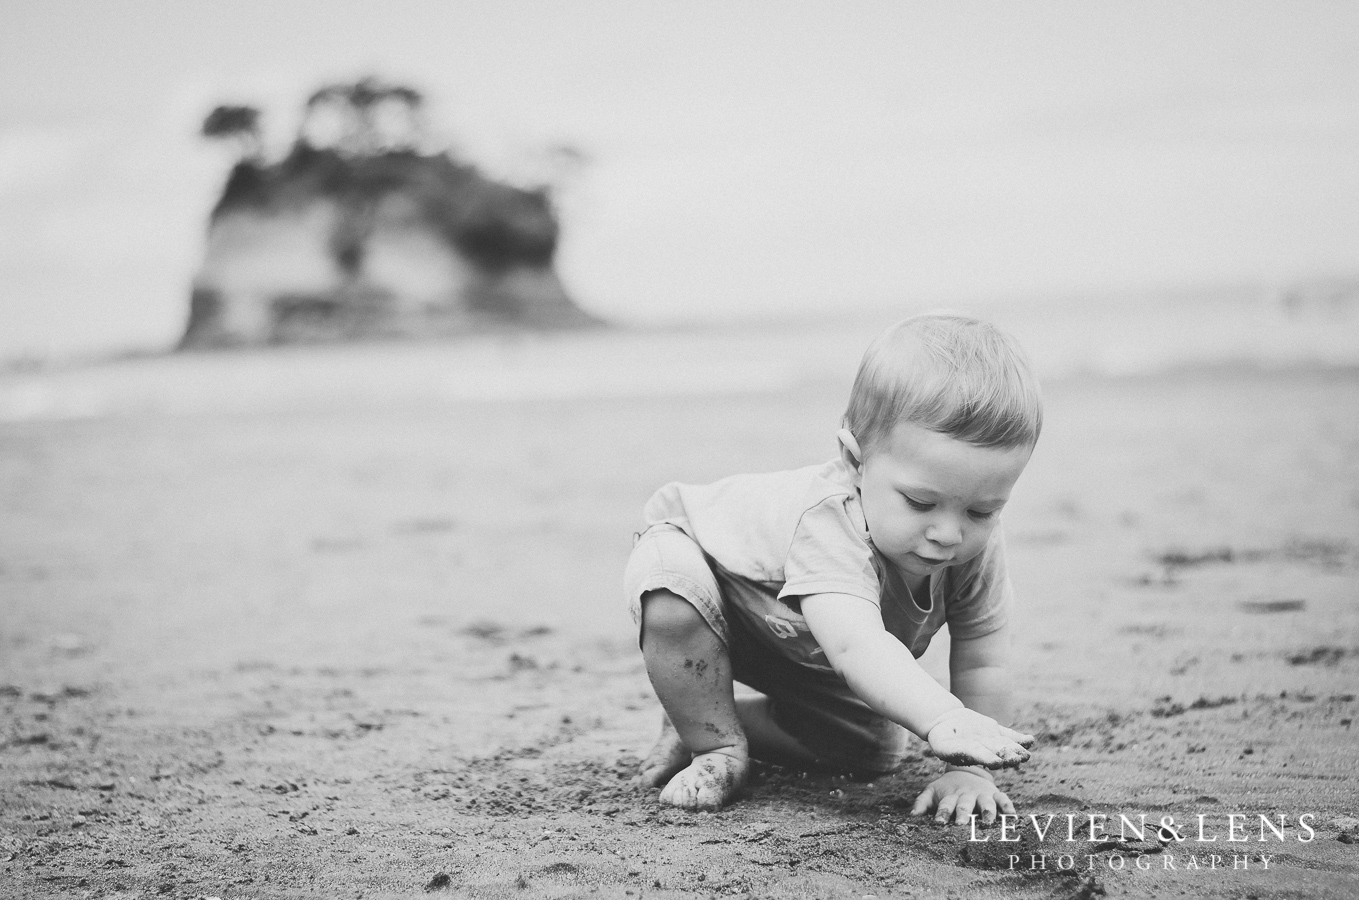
[
  {"left": 911, "top": 768, "right": 1015, "bottom": 825},
  {"left": 926, "top": 708, "right": 1034, "bottom": 769}
]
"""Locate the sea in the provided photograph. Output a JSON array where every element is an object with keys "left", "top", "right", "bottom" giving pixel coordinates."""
[{"left": 1, "top": 287, "right": 1356, "bottom": 423}]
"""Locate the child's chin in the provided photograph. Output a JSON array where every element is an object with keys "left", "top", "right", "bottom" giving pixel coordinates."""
[{"left": 885, "top": 557, "right": 937, "bottom": 581}]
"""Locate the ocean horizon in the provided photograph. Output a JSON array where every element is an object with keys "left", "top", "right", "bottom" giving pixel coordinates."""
[{"left": 1, "top": 286, "right": 1356, "bottom": 424}]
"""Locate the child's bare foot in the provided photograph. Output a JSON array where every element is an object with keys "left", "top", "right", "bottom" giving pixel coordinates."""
[
  {"left": 658, "top": 747, "right": 749, "bottom": 811},
  {"left": 637, "top": 716, "right": 689, "bottom": 788}
]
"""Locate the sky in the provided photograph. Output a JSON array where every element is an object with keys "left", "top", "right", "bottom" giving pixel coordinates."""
[{"left": 2, "top": 1, "right": 1358, "bottom": 359}]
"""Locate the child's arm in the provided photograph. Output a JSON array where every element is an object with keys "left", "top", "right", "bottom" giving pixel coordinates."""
[
  {"left": 949, "top": 626, "right": 1014, "bottom": 723},
  {"left": 911, "top": 625, "right": 1020, "bottom": 824},
  {"left": 799, "top": 593, "right": 1033, "bottom": 769}
]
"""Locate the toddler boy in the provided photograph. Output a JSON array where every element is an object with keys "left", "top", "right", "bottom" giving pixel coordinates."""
[{"left": 624, "top": 313, "right": 1042, "bottom": 823}]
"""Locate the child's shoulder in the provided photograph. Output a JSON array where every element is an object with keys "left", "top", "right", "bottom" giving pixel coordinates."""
[{"left": 797, "top": 456, "right": 862, "bottom": 513}]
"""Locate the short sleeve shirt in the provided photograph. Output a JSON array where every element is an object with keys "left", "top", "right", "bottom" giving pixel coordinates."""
[{"left": 642, "top": 458, "right": 1013, "bottom": 673}]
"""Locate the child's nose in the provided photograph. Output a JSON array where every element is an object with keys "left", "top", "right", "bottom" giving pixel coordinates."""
[{"left": 925, "top": 520, "right": 962, "bottom": 546}]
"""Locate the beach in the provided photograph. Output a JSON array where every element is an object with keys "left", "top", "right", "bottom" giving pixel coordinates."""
[{"left": 2, "top": 313, "right": 1358, "bottom": 898}]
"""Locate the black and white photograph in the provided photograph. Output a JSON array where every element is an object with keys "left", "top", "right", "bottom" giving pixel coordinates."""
[{"left": 2, "top": 2, "right": 1357, "bottom": 897}]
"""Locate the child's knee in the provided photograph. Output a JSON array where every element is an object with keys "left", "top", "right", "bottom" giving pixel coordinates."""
[{"left": 640, "top": 590, "right": 713, "bottom": 647}]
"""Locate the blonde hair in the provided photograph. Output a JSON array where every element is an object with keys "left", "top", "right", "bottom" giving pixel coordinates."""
[{"left": 844, "top": 313, "right": 1042, "bottom": 453}]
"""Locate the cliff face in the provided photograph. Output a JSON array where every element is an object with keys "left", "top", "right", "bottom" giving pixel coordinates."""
[{"left": 181, "top": 145, "right": 596, "bottom": 348}]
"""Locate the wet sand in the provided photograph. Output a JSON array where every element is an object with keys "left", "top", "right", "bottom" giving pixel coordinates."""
[{"left": 1, "top": 349, "right": 1357, "bottom": 898}]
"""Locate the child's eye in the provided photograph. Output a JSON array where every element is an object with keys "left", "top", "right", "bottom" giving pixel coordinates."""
[
  {"left": 968, "top": 509, "right": 998, "bottom": 521},
  {"left": 903, "top": 495, "right": 934, "bottom": 511}
]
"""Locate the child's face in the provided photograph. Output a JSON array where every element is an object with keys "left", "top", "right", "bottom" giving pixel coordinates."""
[{"left": 844, "top": 421, "right": 1031, "bottom": 581}]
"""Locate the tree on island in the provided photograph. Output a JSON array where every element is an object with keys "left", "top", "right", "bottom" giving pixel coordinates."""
[
  {"left": 201, "top": 104, "right": 263, "bottom": 161},
  {"left": 302, "top": 77, "right": 426, "bottom": 155}
]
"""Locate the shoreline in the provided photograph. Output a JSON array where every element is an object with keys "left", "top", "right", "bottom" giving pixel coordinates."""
[{"left": 2, "top": 318, "right": 1357, "bottom": 425}]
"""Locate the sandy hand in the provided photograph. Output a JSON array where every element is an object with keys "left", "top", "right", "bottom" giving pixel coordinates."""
[
  {"left": 926, "top": 708, "right": 1034, "bottom": 769},
  {"left": 657, "top": 748, "right": 750, "bottom": 811}
]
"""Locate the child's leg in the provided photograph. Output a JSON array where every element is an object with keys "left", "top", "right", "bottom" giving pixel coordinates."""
[
  {"left": 639, "top": 589, "right": 749, "bottom": 810},
  {"left": 636, "top": 711, "right": 688, "bottom": 787},
  {"left": 640, "top": 696, "right": 821, "bottom": 787}
]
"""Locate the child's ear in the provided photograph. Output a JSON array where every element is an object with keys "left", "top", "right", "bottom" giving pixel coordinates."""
[{"left": 836, "top": 428, "right": 864, "bottom": 477}]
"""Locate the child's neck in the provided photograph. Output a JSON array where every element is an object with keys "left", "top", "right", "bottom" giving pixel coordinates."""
[
  {"left": 902, "top": 572, "right": 930, "bottom": 604},
  {"left": 885, "top": 563, "right": 930, "bottom": 608}
]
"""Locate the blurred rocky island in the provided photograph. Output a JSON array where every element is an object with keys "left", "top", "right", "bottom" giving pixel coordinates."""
[{"left": 182, "top": 78, "right": 597, "bottom": 349}]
